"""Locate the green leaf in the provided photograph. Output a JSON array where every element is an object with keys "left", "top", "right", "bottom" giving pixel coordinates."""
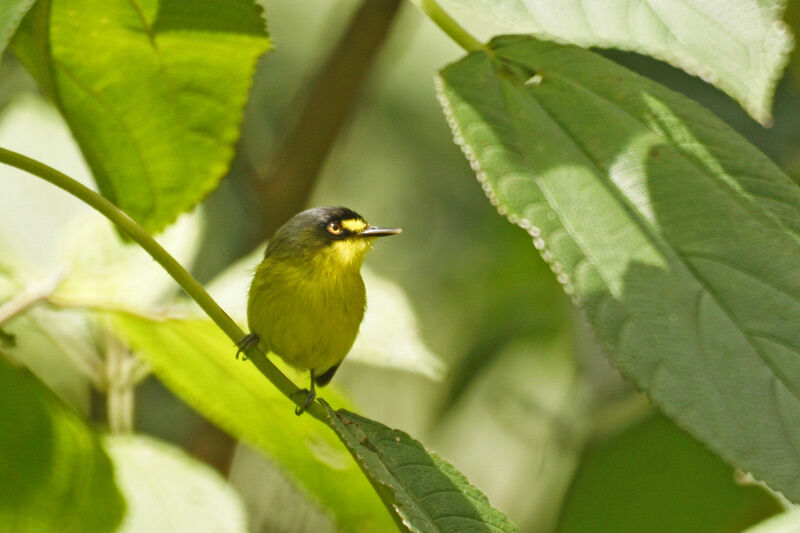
[
  {"left": 111, "top": 314, "right": 396, "bottom": 533},
  {"left": 0, "top": 0, "right": 35, "bottom": 54},
  {"left": 11, "top": 0, "right": 271, "bottom": 232},
  {"left": 441, "top": 0, "right": 792, "bottom": 124},
  {"left": 0, "top": 358, "right": 124, "bottom": 532},
  {"left": 437, "top": 36, "right": 800, "bottom": 500},
  {"left": 325, "top": 405, "right": 518, "bottom": 533},
  {"left": 105, "top": 434, "right": 248, "bottom": 533},
  {"left": 558, "top": 414, "right": 780, "bottom": 533}
]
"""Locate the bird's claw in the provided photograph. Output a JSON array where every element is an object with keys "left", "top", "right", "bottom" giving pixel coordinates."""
[
  {"left": 235, "top": 333, "right": 260, "bottom": 361},
  {"left": 294, "top": 388, "right": 317, "bottom": 416}
]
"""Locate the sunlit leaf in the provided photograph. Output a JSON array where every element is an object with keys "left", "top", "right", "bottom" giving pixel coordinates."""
[
  {"left": 0, "top": 358, "right": 124, "bottom": 532},
  {"left": 105, "top": 434, "right": 248, "bottom": 533},
  {"left": 0, "top": 0, "right": 34, "bottom": 54},
  {"left": 12, "top": 0, "right": 271, "bottom": 232},
  {"left": 437, "top": 36, "right": 800, "bottom": 500},
  {"left": 111, "top": 314, "right": 396, "bottom": 533},
  {"left": 325, "top": 405, "right": 518, "bottom": 533},
  {"left": 441, "top": 0, "right": 792, "bottom": 124}
]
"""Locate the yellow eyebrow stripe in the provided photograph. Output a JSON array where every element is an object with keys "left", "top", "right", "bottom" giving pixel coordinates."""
[{"left": 341, "top": 218, "right": 367, "bottom": 232}]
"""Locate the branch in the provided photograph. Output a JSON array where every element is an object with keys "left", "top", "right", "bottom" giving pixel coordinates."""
[{"left": 251, "top": 0, "right": 404, "bottom": 234}]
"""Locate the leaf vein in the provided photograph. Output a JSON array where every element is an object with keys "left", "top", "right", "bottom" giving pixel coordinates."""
[
  {"left": 517, "top": 77, "right": 800, "bottom": 405},
  {"left": 52, "top": 59, "right": 158, "bottom": 217},
  {"left": 683, "top": 252, "right": 800, "bottom": 306}
]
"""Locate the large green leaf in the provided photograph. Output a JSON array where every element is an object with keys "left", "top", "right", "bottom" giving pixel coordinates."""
[
  {"left": 0, "top": 0, "right": 35, "bottom": 54},
  {"left": 0, "top": 358, "right": 124, "bottom": 532},
  {"left": 325, "top": 406, "right": 518, "bottom": 533},
  {"left": 11, "top": 0, "right": 271, "bottom": 232},
  {"left": 105, "top": 434, "right": 248, "bottom": 533},
  {"left": 111, "top": 314, "right": 396, "bottom": 533},
  {"left": 440, "top": 0, "right": 792, "bottom": 124},
  {"left": 437, "top": 36, "right": 800, "bottom": 500},
  {"left": 557, "top": 414, "right": 780, "bottom": 532}
]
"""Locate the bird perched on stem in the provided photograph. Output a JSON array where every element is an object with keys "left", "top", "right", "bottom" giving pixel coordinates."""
[{"left": 238, "top": 206, "right": 401, "bottom": 415}]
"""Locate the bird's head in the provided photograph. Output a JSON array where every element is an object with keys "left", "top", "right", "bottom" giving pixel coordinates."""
[{"left": 266, "top": 206, "right": 402, "bottom": 269}]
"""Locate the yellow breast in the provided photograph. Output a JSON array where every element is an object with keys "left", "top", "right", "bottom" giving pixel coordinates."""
[{"left": 247, "top": 257, "right": 366, "bottom": 374}]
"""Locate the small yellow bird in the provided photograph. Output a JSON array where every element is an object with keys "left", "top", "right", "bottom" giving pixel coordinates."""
[{"left": 239, "top": 207, "right": 401, "bottom": 414}]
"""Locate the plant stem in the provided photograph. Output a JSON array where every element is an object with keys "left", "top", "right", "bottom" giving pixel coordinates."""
[
  {"left": 0, "top": 146, "right": 327, "bottom": 421},
  {"left": 409, "top": 0, "right": 484, "bottom": 53},
  {"left": 105, "top": 333, "right": 134, "bottom": 433}
]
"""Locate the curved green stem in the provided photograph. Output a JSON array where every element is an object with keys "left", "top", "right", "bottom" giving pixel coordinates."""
[
  {"left": 410, "top": 0, "right": 484, "bottom": 53},
  {"left": 0, "top": 146, "right": 326, "bottom": 421}
]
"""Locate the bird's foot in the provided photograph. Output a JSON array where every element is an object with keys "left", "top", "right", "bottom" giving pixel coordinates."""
[
  {"left": 235, "top": 333, "right": 260, "bottom": 360},
  {"left": 293, "top": 388, "right": 317, "bottom": 416}
]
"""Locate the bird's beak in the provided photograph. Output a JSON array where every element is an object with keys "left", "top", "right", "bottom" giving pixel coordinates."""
[{"left": 359, "top": 226, "right": 402, "bottom": 237}]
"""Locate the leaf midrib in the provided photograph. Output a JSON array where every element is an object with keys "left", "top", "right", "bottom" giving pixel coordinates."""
[
  {"left": 52, "top": 58, "right": 157, "bottom": 216},
  {"left": 347, "top": 421, "right": 512, "bottom": 533}
]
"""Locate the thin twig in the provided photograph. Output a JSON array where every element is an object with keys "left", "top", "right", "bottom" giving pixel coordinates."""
[{"left": 0, "top": 268, "right": 66, "bottom": 327}]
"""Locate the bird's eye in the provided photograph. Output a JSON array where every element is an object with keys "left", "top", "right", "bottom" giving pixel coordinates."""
[{"left": 327, "top": 222, "right": 343, "bottom": 235}]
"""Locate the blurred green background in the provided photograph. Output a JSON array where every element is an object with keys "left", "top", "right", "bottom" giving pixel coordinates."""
[{"left": 3, "top": 0, "right": 800, "bottom": 531}]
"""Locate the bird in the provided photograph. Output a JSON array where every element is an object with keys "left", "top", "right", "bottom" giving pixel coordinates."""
[{"left": 238, "top": 206, "right": 401, "bottom": 415}]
